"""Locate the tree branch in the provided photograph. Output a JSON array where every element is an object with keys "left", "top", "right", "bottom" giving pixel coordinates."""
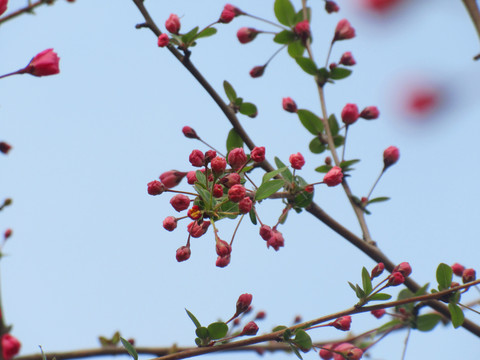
[
  {"left": 462, "top": 0, "right": 480, "bottom": 60},
  {"left": 0, "top": 0, "right": 51, "bottom": 26}
]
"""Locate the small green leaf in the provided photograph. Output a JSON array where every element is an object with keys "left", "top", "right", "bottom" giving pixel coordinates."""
[
  {"left": 195, "top": 170, "right": 206, "bottom": 185},
  {"left": 348, "top": 281, "right": 358, "bottom": 296},
  {"left": 339, "top": 159, "right": 360, "bottom": 169},
  {"left": 207, "top": 322, "right": 228, "bottom": 339},
  {"left": 290, "top": 345, "right": 303, "bottom": 360},
  {"left": 333, "top": 135, "right": 344, "bottom": 147},
  {"left": 309, "top": 137, "right": 326, "bottom": 154},
  {"left": 272, "top": 325, "right": 288, "bottom": 332},
  {"left": 120, "top": 337, "right": 138, "bottom": 360},
  {"left": 255, "top": 179, "right": 285, "bottom": 200},
  {"left": 293, "top": 7, "right": 311, "bottom": 23},
  {"left": 437, "top": 263, "right": 453, "bottom": 291},
  {"left": 185, "top": 308, "right": 202, "bottom": 329},
  {"left": 367, "top": 197, "right": 390, "bottom": 205},
  {"left": 295, "top": 57, "right": 317, "bottom": 75},
  {"left": 274, "top": 0, "right": 296, "bottom": 26},
  {"left": 294, "top": 175, "right": 313, "bottom": 208},
  {"left": 377, "top": 319, "right": 403, "bottom": 333},
  {"left": 239, "top": 102, "right": 257, "bottom": 117},
  {"left": 293, "top": 329, "right": 312, "bottom": 351},
  {"left": 274, "top": 30, "right": 296, "bottom": 44},
  {"left": 182, "top": 27, "right": 199, "bottom": 45},
  {"left": 234, "top": 97, "right": 243, "bottom": 106},
  {"left": 194, "top": 184, "right": 211, "bottom": 205},
  {"left": 368, "top": 293, "right": 392, "bottom": 301},
  {"left": 416, "top": 314, "right": 442, "bottom": 332},
  {"left": 355, "top": 284, "right": 366, "bottom": 299},
  {"left": 288, "top": 41, "right": 305, "bottom": 58},
  {"left": 262, "top": 167, "right": 287, "bottom": 184},
  {"left": 297, "top": 109, "right": 323, "bottom": 135},
  {"left": 314, "top": 165, "right": 332, "bottom": 173},
  {"left": 328, "top": 114, "right": 339, "bottom": 136},
  {"left": 226, "top": 128, "right": 244, "bottom": 152},
  {"left": 329, "top": 67, "right": 352, "bottom": 80},
  {"left": 194, "top": 338, "right": 202, "bottom": 346},
  {"left": 195, "top": 326, "right": 210, "bottom": 339},
  {"left": 112, "top": 332, "right": 121, "bottom": 345},
  {"left": 195, "top": 27, "right": 217, "bottom": 39},
  {"left": 223, "top": 81, "right": 237, "bottom": 102},
  {"left": 274, "top": 157, "right": 293, "bottom": 183},
  {"left": 448, "top": 302, "right": 464, "bottom": 328},
  {"left": 362, "top": 267, "right": 373, "bottom": 295},
  {"left": 219, "top": 201, "right": 239, "bottom": 219},
  {"left": 249, "top": 208, "right": 257, "bottom": 225}
]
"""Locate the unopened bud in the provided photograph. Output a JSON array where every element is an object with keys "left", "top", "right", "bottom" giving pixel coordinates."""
[
  {"left": 147, "top": 180, "right": 165, "bottom": 195},
  {"left": 462, "top": 268, "right": 476, "bottom": 283},
  {"left": 240, "top": 321, "right": 259, "bottom": 336},
  {"left": 331, "top": 315, "right": 351, "bottom": 331},
  {"left": 235, "top": 293, "right": 253, "bottom": 316},
  {"left": 182, "top": 126, "right": 199, "bottom": 139}
]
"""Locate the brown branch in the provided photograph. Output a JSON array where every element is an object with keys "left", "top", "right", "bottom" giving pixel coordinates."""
[
  {"left": 0, "top": 0, "right": 50, "bottom": 26},
  {"left": 462, "top": 0, "right": 480, "bottom": 60}
]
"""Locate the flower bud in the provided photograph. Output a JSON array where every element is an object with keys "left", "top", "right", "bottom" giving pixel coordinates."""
[
  {"left": 187, "top": 220, "right": 210, "bottom": 238},
  {"left": 462, "top": 268, "right": 476, "bottom": 283},
  {"left": 224, "top": 4, "right": 244, "bottom": 16},
  {"left": 228, "top": 184, "right": 246, "bottom": 203},
  {"left": 1, "top": 334, "right": 21, "bottom": 360},
  {"left": 22, "top": 49, "right": 60, "bottom": 77},
  {"left": 325, "top": 1, "right": 339, "bottom": 13},
  {"left": 216, "top": 255, "right": 231, "bottom": 267},
  {"left": 282, "top": 97, "right": 297, "bottom": 113},
  {"left": 241, "top": 321, "right": 259, "bottom": 336},
  {"left": 360, "top": 106, "right": 379, "bottom": 119},
  {"left": 251, "top": 146, "right": 265, "bottom": 162},
  {"left": 255, "top": 311, "right": 266, "bottom": 320},
  {"left": 238, "top": 197, "right": 253, "bottom": 214},
  {"left": 176, "top": 246, "right": 191, "bottom": 262},
  {"left": 219, "top": 8, "right": 235, "bottom": 23},
  {"left": 0, "top": 142, "right": 12, "bottom": 155},
  {"left": 383, "top": 146, "right": 400, "bottom": 169},
  {"left": 294, "top": 20, "right": 310, "bottom": 40},
  {"left": 334, "top": 19, "right": 355, "bottom": 41},
  {"left": 387, "top": 271, "right": 405, "bottom": 286},
  {"left": 216, "top": 239, "right": 232, "bottom": 257},
  {"left": 4, "top": 229, "right": 12, "bottom": 240},
  {"left": 157, "top": 33, "right": 169, "bottom": 47},
  {"left": 259, "top": 225, "right": 272, "bottom": 241},
  {"left": 182, "top": 126, "right": 199, "bottom": 139},
  {"left": 220, "top": 173, "right": 241, "bottom": 188},
  {"left": 371, "top": 309, "right": 386, "bottom": 319},
  {"left": 451, "top": 263, "right": 465, "bottom": 277},
  {"left": 237, "top": 27, "right": 259, "bottom": 44},
  {"left": 0, "top": 1, "right": 7, "bottom": 17},
  {"left": 228, "top": 148, "right": 247, "bottom": 171},
  {"left": 339, "top": 51, "right": 356, "bottom": 66},
  {"left": 209, "top": 156, "right": 226, "bottom": 175},
  {"left": 165, "top": 14, "right": 180, "bottom": 34},
  {"left": 333, "top": 343, "right": 363, "bottom": 360},
  {"left": 370, "top": 262, "right": 385, "bottom": 279},
  {"left": 160, "top": 170, "right": 187, "bottom": 189},
  {"left": 187, "top": 205, "right": 202, "bottom": 220},
  {"left": 393, "top": 262, "right": 412, "bottom": 277},
  {"left": 170, "top": 194, "right": 191, "bottom": 212},
  {"left": 147, "top": 180, "right": 165, "bottom": 195},
  {"left": 204, "top": 150, "right": 217, "bottom": 163},
  {"left": 319, "top": 344, "right": 334, "bottom": 360},
  {"left": 331, "top": 315, "right": 351, "bottom": 331},
  {"left": 213, "top": 184, "right": 224, "bottom": 198},
  {"left": 289, "top": 152, "right": 305, "bottom": 170},
  {"left": 186, "top": 171, "right": 197, "bottom": 185},
  {"left": 189, "top": 149, "right": 205, "bottom": 167},
  {"left": 162, "top": 217, "right": 177, "bottom": 231},
  {"left": 249, "top": 65, "right": 265, "bottom": 78},
  {"left": 323, "top": 166, "right": 343, "bottom": 187},
  {"left": 341, "top": 103, "right": 359, "bottom": 125},
  {"left": 266, "top": 230, "right": 284, "bottom": 251},
  {"left": 236, "top": 293, "right": 253, "bottom": 315}
]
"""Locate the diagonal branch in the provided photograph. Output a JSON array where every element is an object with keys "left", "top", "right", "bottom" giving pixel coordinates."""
[{"left": 462, "top": 0, "right": 480, "bottom": 60}]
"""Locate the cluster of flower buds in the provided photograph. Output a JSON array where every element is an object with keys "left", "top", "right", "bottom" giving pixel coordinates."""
[
  {"left": 387, "top": 262, "right": 412, "bottom": 286},
  {"left": 451, "top": 263, "right": 476, "bottom": 284},
  {"left": 341, "top": 103, "right": 380, "bottom": 126},
  {"left": 319, "top": 342, "right": 363, "bottom": 360}
]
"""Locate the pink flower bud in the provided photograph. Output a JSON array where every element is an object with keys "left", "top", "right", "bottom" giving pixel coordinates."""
[
  {"left": 0, "top": 142, "right": 12, "bottom": 155},
  {"left": 339, "top": 51, "right": 356, "bottom": 66},
  {"left": 4, "top": 229, "right": 12, "bottom": 240},
  {"left": 0, "top": 0, "right": 7, "bottom": 16},
  {"left": 393, "top": 262, "right": 412, "bottom": 277},
  {"left": 224, "top": 4, "right": 243, "bottom": 16},
  {"left": 387, "top": 271, "right": 405, "bottom": 286},
  {"left": 363, "top": 0, "right": 401, "bottom": 13},
  {"left": 325, "top": 1, "right": 339, "bottom": 13},
  {"left": 360, "top": 106, "right": 379, "bottom": 119},
  {"left": 333, "top": 343, "right": 363, "bottom": 360},
  {"left": 22, "top": 49, "right": 60, "bottom": 77},
  {"left": 249, "top": 65, "right": 265, "bottom": 78},
  {"left": 1, "top": 334, "right": 21, "bottom": 360},
  {"left": 220, "top": 173, "right": 241, "bottom": 188},
  {"left": 329, "top": 62, "right": 337, "bottom": 70},
  {"left": 147, "top": 180, "right": 165, "bottom": 195},
  {"left": 213, "top": 184, "right": 224, "bottom": 198},
  {"left": 162, "top": 217, "right": 177, "bottom": 231},
  {"left": 282, "top": 97, "right": 297, "bottom": 113},
  {"left": 294, "top": 315, "right": 302, "bottom": 323},
  {"left": 259, "top": 225, "right": 272, "bottom": 241},
  {"left": 266, "top": 230, "right": 284, "bottom": 251},
  {"left": 334, "top": 19, "right": 355, "bottom": 41},
  {"left": 228, "top": 184, "right": 246, "bottom": 203},
  {"left": 182, "top": 126, "right": 199, "bottom": 139},
  {"left": 189, "top": 149, "right": 205, "bottom": 167},
  {"left": 319, "top": 344, "right": 334, "bottom": 359},
  {"left": 157, "top": 33, "right": 169, "bottom": 47},
  {"left": 341, "top": 103, "right": 359, "bottom": 125},
  {"left": 160, "top": 170, "right": 187, "bottom": 189},
  {"left": 323, "top": 166, "right": 343, "bottom": 187},
  {"left": 250, "top": 146, "right": 265, "bottom": 162},
  {"left": 216, "top": 255, "right": 231, "bottom": 267},
  {"left": 204, "top": 150, "right": 216, "bottom": 163},
  {"left": 187, "top": 220, "right": 210, "bottom": 238},
  {"left": 210, "top": 156, "right": 227, "bottom": 174},
  {"left": 186, "top": 171, "right": 197, "bottom": 185},
  {"left": 239, "top": 197, "right": 253, "bottom": 214},
  {"left": 331, "top": 315, "right": 351, "bottom": 331},
  {"left": 170, "top": 194, "right": 191, "bottom": 212},
  {"left": 451, "top": 263, "right": 465, "bottom": 277},
  {"left": 289, "top": 152, "right": 305, "bottom": 170},
  {"left": 237, "top": 27, "right": 259, "bottom": 44},
  {"left": 294, "top": 20, "right": 310, "bottom": 40},
  {"left": 187, "top": 205, "right": 202, "bottom": 220},
  {"left": 462, "top": 268, "right": 476, "bottom": 283},
  {"left": 383, "top": 146, "right": 399, "bottom": 169},
  {"left": 371, "top": 309, "right": 386, "bottom": 319},
  {"left": 176, "top": 246, "right": 191, "bottom": 262},
  {"left": 241, "top": 321, "right": 259, "bottom": 336},
  {"left": 255, "top": 311, "right": 266, "bottom": 320},
  {"left": 371, "top": 262, "right": 385, "bottom": 279},
  {"left": 236, "top": 293, "right": 253, "bottom": 315},
  {"left": 219, "top": 8, "right": 235, "bottom": 23},
  {"left": 228, "top": 148, "right": 247, "bottom": 171},
  {"left": 165, "top": 14, "right": 180, "bottom": 34},
  {"left": 216, "top": 239, "right": 232, "bottom": 257}
]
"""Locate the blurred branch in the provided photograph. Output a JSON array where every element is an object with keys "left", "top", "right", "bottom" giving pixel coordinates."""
[
  {"left": 0, "top": 0, "right": 51, "bottom": 26},
  {"left": 462, "top": 0, "right": 480, "bottom": 60}
]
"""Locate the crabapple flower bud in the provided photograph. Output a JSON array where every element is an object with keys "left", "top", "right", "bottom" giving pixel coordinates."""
[
  {"left": 250, "top": 146, "right": 265, "bottom": 162},
  {"left": 236, "top": 293, "right": 253, "bottom": 315},
  {"left": 163, "top": 217, "right": 177, "bottom": 231},
  {"left": 182, "top": 126, "right": 199, "bottom": 139},
  {"left": 216, "top": 255, "right": 231, "bottom": 267},
  {"left": 371, "top": 309, "right": 386, "bottom": 319},
  {"left": 360, "top": 106, "right": 379, "bottom": 119},
  {"left": 371, "top": 262, "right": 385, "bottom": 279},
  {"left": 267, "top": 230, "right": 284, "bottom": 251},
  {"left": 339, "top": 51, "right": 356, "bottom": 66},
  {"left": 329, "top": 62, "right": 337, "bottom": 70},
  {"left": 157, "top": 33, "right": 169, "bottom": 47},
  {"left": 188, "top": 205, "right": 202, "bottom": 220},
  {"left": 241, "top": 321, "right": 259, "bottom": 336},
  {"left": 334, "top": 19, "right": 355, "bottom": 41},
  {"left": 22, "top": 49, "right": 60, "bottom": 77},
  {"left": 187, "top": 220, "right": 210, "bottom": 238},
  {"left": 462, "top": 268, "right": 476, "bottom": 283},
  {"left": 228, "top": 148, "right": 247, "bottom": 170},
  {"left": 237, "top": 27, "right": 259, "bottom": 44},
  {"left": 451, "top": 263, "right": 465, "bottom": 277},
  {"left": 211, "top": 157, "right": 227, "bottom": 174},
  {"left": 160, "top": 170, "right": 187, "bottom": 188},
  {"left": 216, "top": 239, "right": 232, "bottom": 257},
  {"left": 1, "top": 334, "right": 21, "bottom": 360},
  {"left": 0, "top": 142, "right": 12, "bottom": 155},
  {"left": 170, "top": 194, "right": 190, "bottom": 212},
  {"left": 393, "top": 262, "right": 412, "bottom": 277},
  {"left": 333, "top": 343, "right": 363, "bottom": 360},
  {"left": 294, "top": 20, "right": 310, "bottom": 40},
  {"left": 250, "top": 65, "right": 265, "bottom": 78},
  {"left": 325, "top": 1, "right": 339, "bottom": 13},
  {"left": 259, "top": 225, "right": 272, "bottom": 241},
  {"left": 219, "top": 8, "right": 235, "bottom": 23},
  {"left": 204, "top": 150, "right": 216, "bottom": 163},
  {"left": 282, "top": 97, "right": 297, "bottom": 113},
  {"left": 323, "top": 166, "right": 343, "bottom": 187},
  {"left": 331, "top": 316, "right": 351, "bottom": 331},
  {"left": 4, "top": 229, "right": 12, "bottom": 240},
  {"left": 224, "top": 4, "right": 243, "bottom": 16},
  {"left": 228, "top": 184, "right": 246, "bottom": 203},
  {"left": 239, "top": 197, "right": 253, "bottom": 214},
  {"left": 220, "top": 173, "right": 241, "bottom": 188},
  {"left": 176, "top": 246, "right": 191, "bottom": 262},
  {"left": 255, "top": 311, "right": 266, "bottom": 320},
  {"left": 383, "top": 146, "right": 399, "bottom": 169},
  {"left": 319, "top": 344, "right": 334, "bottom": 360},
  {"left": 289, "top": 152, "right": 305, "bottom": 170},
  {"left": 387, "top": 271, "right": 405, "bottom": 286},
  {"left": 189, "top": 149, "right": 205, "bottom": 167},
  {"left": 341, "top": 103, "right": 359, "bottom": 125},
  {"left": 147, "top": 180, "right": 165, "bottom": 195},
  {"left": 213, "top": 184, "right": 224, "bottom": 198},
  {"left": 186, "top": 171, "right": 197, "bottom": 185},
  {"left": 165, "top": 14, "right": 180, "bottom": 34},
  {"left": 0, "top": 0, "right": 7, "bottom": 16}
]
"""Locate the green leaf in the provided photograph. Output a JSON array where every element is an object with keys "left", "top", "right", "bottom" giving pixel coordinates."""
[
  {"left": 293, "top": 329, "right": 312, "bottom": 351},
  {"left": 339, "top": 159, "right": 360, "bottom": 169},
  {"left": 288, "top": 41, "right": 305, "bottom": 58},
  {"left": 195, "top": 27, "right": 217, "bottom": 39},
  {"left": 295, "top": 57, "right": 317, "bottom": 75},
  {"left": 415, "top": 314, "right": 442, "bottom": 332},
  {"left": 272, "top": 325, "right": 288, "bottom": 332},
  {"left": 223, "top": 81, "right": 237, "bottom": 102},
  {"left": 329, "top": 67, "right": 352, "bottom": 80},
  {"left": 290, "top": 345, "right": 303, "bottom": 360},
  {"left": 274, "top": 157, "right": 293, "bottom": 183},
  {"left": 207, "top": 322, "right": 228, "bottom": 339},
  {"left": 377, "top": 319, "right": 403, "bottom": 333},
  {"left": 293, "top": 7, "right": 311, "bottom": 23},
  {"left": 185, "top": 309, "right": 202, "bottom": 329},
  {"left": 120, "top": 337, "right": 138, "bottom": 360},
  {"left": 249, "top": 208, "right": 257, "bottom": 225},
  {"left": 448, "top": 302, "right": 464, "bottom": 328},
  {"left": 328, "top": 114, "right": 339, "bottom": 136},
  {"left": 194, "top": 184, "right": 212, "bottom": 205},
  {"left": 368, "top": 293, "right": 392, "bottom": 301},
  {"left": 297, "top": 109, "right": 323, "bottom": 135},
  {"left": 226, "top": 128, "right": 244, "bottom": 152},
  {"left": 294, "top": 175, "right": 313, "bottom": 208},
  {"left": 309, "top": 137, "right": 326, "bottom": 154},
  {"left": 348, "top": 281, "right": 358, "bottom": 296},
  {"left": 112, "top": 332, "right": 121, "bottom": 345},
  {"left": 195, "top": 326, "right": 210, "bottom": 339},
  {"left": 355, "top": 284, "right": 366, "bottom": 299},
  {"left": 437, "top": 263, "right": 453, "bottom": 291},
  {"left": 233, "top": 97, "right": 243, "bottom": 106},
  {"left": 219, "top": 201, "right": 239, "bottom": 219},
  {"left": 333, "top": 135, "right": 344, "bottom": 147},
  {"left": 239, "top": 102, "right": 257, "bottom": 117},
  {"left": 362, "top": 267, "right": 373, "bottom": 295},
  {"left": 274, "top": 0, "right": 296, "bottom": 26},
  {"left": 367, "top": 197, "right": 390, "bottom": 205},
  {"left": 255, "top": 179, "right": 284, "bottom": 200},
  {"left": 182, "top": 27, "right": 199, "bottom": 45},
  {"left": 194, "top": 338, "right": 202, "bottom": 346},
  {"left": 274, "top": 30, "right": 296, "bottom": 44},
  {"left": 262, "top": 167, "right": 287, "bottom": 184},
  {"left": 314, "top": 165, "right": 332, "bottom": 173},
  {"left": 415, "top": 283, "right": 430, "bottom": 297}
]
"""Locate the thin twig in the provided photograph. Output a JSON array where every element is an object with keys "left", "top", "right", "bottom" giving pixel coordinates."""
[
  {"left": 462, "top": 0, "right": 480, "bottom": 60},
  {"left": 0, "top": 0, "right": 48, "bottom": 25}
]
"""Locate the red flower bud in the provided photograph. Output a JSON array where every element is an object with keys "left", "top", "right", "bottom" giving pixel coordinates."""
[
  {"left": 187, "top": 205, "right": 202, "bottom": 220},
  {"left": 323, "top": 166, "right": 343, "bottom": 187},
  {"left": 1, "top": 334, "right": 21, "bottom": 360},
  {"left": 182, "top": 126, "right": 199, "bottom": 139},
  {"left": 341, "top": 103, "right": 359, "bottom": 125},
  {"left": 387, "top": 271, "right": 405, "bottom": 286},
  {"left": 241, "top": 321, "right": 259, "bottom": 336},
  {"left": 157, "top": 33, "right": 169, "bottom": 47},
  {"left": 228, "top": 148, "right": 247, "bottom": 171},
  {"left": 289, "top": 152, "right": 305, "bottom": 170},
  {"left": 170, "top": 194, "right": 191, "bottom": 212},
  {"left": 220, "top": 173, "right": 241, "bottom": 188},
  {"left": 211, "top": 156, "right": 227, "bottom": 174},
  {"left": 219, "top": 9, "right": 235, "bottom": 23},
  {"left": 147, "top": 180, "right": 165, "bottom": 195},
  {"left": 255, "top": 311, "right": 266, "bottom": 320},
  {"left": 451, "top": 263, "right": 465, "bottom": 277},
  {"left": 162, "top": 217, "right": 177, "bottom": 231},
  {"left": 266, "top": 230, "right": 284, "bottom": 251},
  {"left": 228, "top": 184, "right": 246, "bottom": 203},
  {"left": 333, "top": 343, "right": 363, "bottom": 360},
  {"left": 0, "top": 0, "right": 7, "bottom": 16},
  {"left": 331, "top": 315, "right": 351, "bottom": 331},
  {"left": 304, "top": 185, "right": 314, "bottom": 193},
  {"left": 216, "top": 255, "right": 231, "bottom": 267},
  {"left": 213, "top": 184, "right": 224, "bottom": 198},
  {"left": 462, "top": 268, "right": 476, "bottom": 283},
  {"left": 393, "top": 262, "right": 412, "bottom": 277},
  {"left": 319, "top": 344, "right": 334, "bottom": 360},
  {"left": 189, "top": 149, "right": 205, "bottom": 167},
  {"left": 325, "top": 1, "right": 339, "bottom": 13},
  {"left": 165, "top": 14, "right": 180, "bottom": 34},
  {"left": 294, "top": 20, "right": 310, "bottom": 40},
  {"left": 334, "top": 19, "right": 355, "bottom": 41},
  {"left": 160, "top": 170, "right": 187, "bottom": 189},
  {"left": 216, "top": 239, "right": 232, "bottom": 257},
  {"left": 4, "top": 229, "right": 12, "bottom": 240},
  {"left": 237, "top": 27, "right": 259, "bottom": 44},
  {"left": 204, "top": 150, "right": 217, "bottom": 163},
  {"left": 329, "top": 62, "right": 337, "bottom": 70},
  {"left": 176, "top": 246, "right": 191, "bottom": 262},
  {"left": 249, "top": 65, "right": 265, "bottom": 78},
  {"left": 186, "top": 171, "right": 197, "bottom": 185},
  {"left": 259, "top": 225, "right": 272, "bottom": 241},
  {"left": 360, "top": 106, "right": 379, "bottom": 119},
  {"left": 22, "top": 49, "right": 60, "bottom": 77},
  {"left": 371, "top": 309, "right": 386, "bottom": 319},
  {"left": 383, "top": 146, "right": 399, "bottom": 169},
  {"left": 282, "top": 97, "right": 297, "bottom": 113},
  {"left": 236, "top": 293, "right": 253, "bottom": 315},
  {"left": 250, "top": 146, "right": 265, "bottom": 162},
  {"left": 0, "top": 142, "right": 12, "bottom": 155},
  {"left": 339, "top": 51, "right": 356, "bottom": 66},
  {"left": 187, "top": 220, "right": 210, "bottom": 238},
  {"left": 224, "top": 4, "right": 243, "bottom": 16},
  {"left": 238, "top": 197, "right": 253, "bottom": 214},
  {"left": 363, "top": 0, "right": 402, "bottom": 13},
  {"left": 371, "top": 262, "right": 385, "bottom": 279},
  {"left": 294, "top": 315, "right": 302, "bottom": 324}
]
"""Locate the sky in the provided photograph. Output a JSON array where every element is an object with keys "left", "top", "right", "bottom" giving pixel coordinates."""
[{"left": 1, "top": 0, "right": 480, "bottom": 359}]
